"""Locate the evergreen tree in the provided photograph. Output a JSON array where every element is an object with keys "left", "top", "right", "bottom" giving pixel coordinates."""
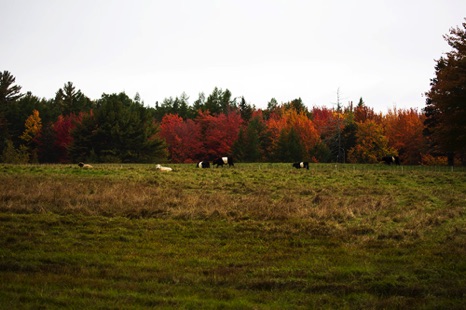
[
  {"left": 69, "top": 93, "right": 166, "bottom": 163},
  {"left": 205, "top": 87, "right": 223, "bottom": 115},
  {"left": 0, "top": 71, "right": 24, "bottom": 156},
  {"left": 424, "top": 19, "right": 466, "bottom": 165},
  {"left": 36, "top": 122, "right": 59, "bottom": 163},
  {"left": 276, "top": 127, "right": 304, "bottom": 162},
  {"left": 205, "top": 87, "right": 233, "bottom": 115},
  {"left": 239, "top": 97, "right": 253, "bottom": 122},
  {"left": 0, "top": 70, "right": 23, "bottom": 105},
  {"left": 232, "top": 118, "right": 262, "bottom": 162},
  {"left": 54, "top": 82, "right": 92, "bottom": 115},
  {"left": 232, "top": 127, "right": 246, "bottom": 161},
  {"left": 243, "top": 122, "right": 261, "bottom": 162},
  {"left": 68, "top": 112, "right": 97, "bottom": 162},
  {"left": 192, "top": 92, "right": 205, "bottom": 114}
]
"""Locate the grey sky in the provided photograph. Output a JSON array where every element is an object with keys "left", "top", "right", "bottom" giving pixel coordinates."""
[{"left": 2, "top": 0, "right": 465, "bottom": 112}]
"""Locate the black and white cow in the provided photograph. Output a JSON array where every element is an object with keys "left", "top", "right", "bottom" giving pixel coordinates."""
[
  {"left": 292, "top": 162, "right": 309, "bottom": 170},
  {"left": 196, "top": 161, "right": 210, "bottom": 168},
  {"left": 213, "top": 157, "right": 234, "bottom": 168},
  {"left": 382, "top": 156, "right": 400, "bottom": 165}
]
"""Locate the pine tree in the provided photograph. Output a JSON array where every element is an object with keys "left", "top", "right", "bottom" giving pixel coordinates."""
[
  {"left": 424, "top": 19, "right": 466, "bottom": 165},
  {"left": 0, "top": 71, "right": 23, "bottom": 105},
  {"left": 69, "top": 93, "right": 166, "bottom": 163},
  {"left": 54, "top": 82, "right": 92, "bottom": 116}
]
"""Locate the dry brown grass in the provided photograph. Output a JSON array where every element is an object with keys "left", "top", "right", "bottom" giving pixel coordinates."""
[
  {"left": 1, "top": 163, "right": 464, "bottom": 230},
  {"left": 0, "top": 174, "right": 398, "bottom": 223}
]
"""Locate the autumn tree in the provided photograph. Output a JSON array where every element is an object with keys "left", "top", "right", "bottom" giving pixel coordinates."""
[
  {"left": 383, "top": 108, "right": 427, "bottom": 165},
  {"left": 424, "top": 19, "right": 466, "bottom": 165},
  {"left": 311, "top": 106, "right": 335, "bottom": 139},
  {"left": 353, "top": 98, "right": 381, "bottom": 123},
  {"left": 20, "top": 109, "right": 42, "bottom": 143},
  {"left": 159, "top": 114, "right": 204, "bottom": 162},
  {"left": 266, "top": 106, "right": 320, "bottom": 161},
  {"left": 196, "top": 110, "right": 242, "bottom": 159},
  {"left": 19, "top": 109, "right": 42, "bottom": 162},
  {"left": 49, "top": 113, "right": 83, "bottom": 163},
  {"left": 347, "top": 119, "right": 395, "bottom": 164}
]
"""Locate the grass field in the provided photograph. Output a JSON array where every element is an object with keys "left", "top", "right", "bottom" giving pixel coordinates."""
[{"left": 0, "top": 163, "right": 465, "bottom": 309}]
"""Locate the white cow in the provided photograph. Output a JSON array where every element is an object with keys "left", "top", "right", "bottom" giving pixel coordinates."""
[{"left": 156, "top": 164, "right": 173, "bottom": 172}]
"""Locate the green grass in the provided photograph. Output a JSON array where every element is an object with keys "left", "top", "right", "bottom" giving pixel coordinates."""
[{"left": 0, "top": 163, "right": 465, "bottom": 308}]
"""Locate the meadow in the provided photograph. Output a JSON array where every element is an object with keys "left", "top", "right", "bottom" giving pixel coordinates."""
[{"left": 0, "top": 163, "right": 465, "bottom": 309}]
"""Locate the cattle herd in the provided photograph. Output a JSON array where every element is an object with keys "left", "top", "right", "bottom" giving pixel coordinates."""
[{"left": 77, "top": 155, "right": 401, "bottom": 171}]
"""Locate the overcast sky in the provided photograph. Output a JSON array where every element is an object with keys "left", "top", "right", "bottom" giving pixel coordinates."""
[{"left": 2, "top": 0, "right": 465, "bottom": 112}]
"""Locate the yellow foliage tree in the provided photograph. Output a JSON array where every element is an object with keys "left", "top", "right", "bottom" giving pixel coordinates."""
[
  {"left": 347, "top": 119, "right": 395, "bottom": 163},
  {"left": 20, "top": 109, "right": 42, "bottom": 143}
]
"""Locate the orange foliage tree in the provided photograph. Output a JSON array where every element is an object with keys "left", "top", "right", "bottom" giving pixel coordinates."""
[
  {"left": 267, "top": 107, "right": 320, "bottom": 161},
  {"left": 383, "top": 108, "right": 427, "bottom": 164},
  {"left": 19, "top": 109, "right": 42, "bottom": 162},
  {"left": 20, "top": 109, "right": 42, "bottom": 143}
]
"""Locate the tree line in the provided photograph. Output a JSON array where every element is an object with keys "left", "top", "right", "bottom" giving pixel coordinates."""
[{"left": 1, "top": 20, "right": 465, "bottom": 166}]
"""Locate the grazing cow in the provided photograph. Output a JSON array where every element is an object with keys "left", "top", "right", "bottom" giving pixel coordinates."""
[
  {"left": 196, "top": 161, "right": 210, "bottom": 168},
  {"left": 382, "top": 156, "right": 400, "bottom": 165},
  {"left": 78, "top": 162, "right": 93, "bottom": 169},
  {"left": 156, "top": 164, "right": 173, "bottom": 172},
  {"left": 213, "top": 157, "right": 234, "bottom": 168},
  {"left": 292, "top": 162, "right": 309, "bottom": 170}
]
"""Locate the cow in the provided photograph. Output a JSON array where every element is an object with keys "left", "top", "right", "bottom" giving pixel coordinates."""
[
  {"left": 292, "top": 162, "right": 309, "bottom": 170},
  {"left": 382, "top": 156, "right": 400, "bottom": 165},
  {"left": 196, "top": 161, "right": 210, "bottom": 168},
  {"left": 213, "top": 157, "right": 234, "bottom": 168},
  {"left": 78, "top": 162, "right": 93, "bottom": 169},
  {"left": 156, "top": 164, "right": 173, "bottom": 172}
]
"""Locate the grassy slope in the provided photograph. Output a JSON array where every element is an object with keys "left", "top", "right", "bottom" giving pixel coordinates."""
[{"left": 0, "top": 163, "right": 465, "bottom": 309}]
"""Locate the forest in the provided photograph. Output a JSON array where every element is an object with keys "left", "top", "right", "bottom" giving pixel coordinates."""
[
  {"left": 0, "top": 78, "right": 430, "bottom": 165},
  {"left": 1, "top": 20, "right": 465, "bottom": 166}
]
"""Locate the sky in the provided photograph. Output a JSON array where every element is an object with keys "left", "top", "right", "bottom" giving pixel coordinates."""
[{"left": 2, "top": 0, "right": 465, "bottom": 113}]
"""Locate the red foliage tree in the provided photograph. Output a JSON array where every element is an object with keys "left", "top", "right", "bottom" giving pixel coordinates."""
[
  {"left": 311, "top": 106, "right": 336, "bottom": 139},
  {"left": 159, "top": 114, "right": 205, "bottom": 162},
  {"left": 196, "top": 110, "right": 243, "bottom": 159},
  {"left": 53, "top": 113, "right": 82, "bottom": 163}
]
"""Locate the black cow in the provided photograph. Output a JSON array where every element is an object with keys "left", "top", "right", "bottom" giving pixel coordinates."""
[
  {"left": 292, "top": 162, "right": 309, "bottom": 170},
  {"left": 382, "top": 156, "right": 400, "bottom": 165},
  {"left": 196, "top": 161, "right": 210, "bottom": 168},
  {"left": 213, "top": 157, "right": 234, "bottom": 168}
]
